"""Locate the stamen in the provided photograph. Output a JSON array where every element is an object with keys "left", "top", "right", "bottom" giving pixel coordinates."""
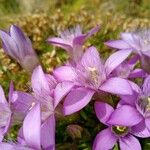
[
  {"left": 112, "top": 125, "right": 129, "bottom": 136},
  {"left": 29, "top": 102, "right": 36, "bottom": 110},
  {"left": 144, "top": 39, "right": 149, "bottom": 45},
  {"left": 88, "top": 67, "right": 99, "bottom": 83}
]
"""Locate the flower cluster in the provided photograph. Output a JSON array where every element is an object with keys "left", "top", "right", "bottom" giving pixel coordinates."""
[{"left": 0, "top": 25, "right": 150, "bottom": 150}]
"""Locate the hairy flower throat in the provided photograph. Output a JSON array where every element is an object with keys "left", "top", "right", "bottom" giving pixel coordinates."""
[{"left": 112, "top": 126, "right": 129, "bottom": 136}]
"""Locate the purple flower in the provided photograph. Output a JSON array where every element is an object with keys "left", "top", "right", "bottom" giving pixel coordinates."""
[
  {"left": 121, "top": 75, "right": 150, "bottom": 137},
  {"left": 53, "top": 46, "right": 133, "bottom": 115},
  {"left": 111, "top": 55, "right": 146, "bottom": 79},
  {"left": 0, "top": 25, "right": 39, "bottom": 72},
  {"left": 47, "top": 25, "right": 100, "bottom": 65},
  {"left": 93, "top": 102, "right": 143, "bottom": 150},
  {"left": 105, "top": 30, "right": 150, "bottom": 73},
  {"left": 0, "top": 104, "right": 55, "bottom": 150}
]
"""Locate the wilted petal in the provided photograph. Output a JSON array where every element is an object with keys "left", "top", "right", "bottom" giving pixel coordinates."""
[
  {"left": 63, "top": 88, "right": 94, "bottom": 115},
  {"left": 105, "top": 40, "right": 131, "bottom": 49},
  {"left": 23, "top": 104, "right": 41, "bottom": 149},
  {"left": 119, "top": 134, "right": 141, "bottom": 150},
  {"left": 41, "top": 114, "right": 55, "bottom": 150},
  {"left": 94, "top": 102, "right": 114, "bottom": 124},
  {"left": 107, "top": 105, "right": 143, "bottom": 126},
  {"left": 31, "top": 65, "right": 50, "bottom": 94},
  {"left": 54, "top": 82, "right": 74, "bottom": 108},
  {"left": 100, "top": 77, "right": 132, "bottom": 95},
  {"left": 93, "top": 128, "right": 117, "bottom": 150},
  {"left": 53, "top": 66, "right": 77, "bottom": 82},
  {"left": 105, "top": 49, "right": 132, "bottom": 75}
]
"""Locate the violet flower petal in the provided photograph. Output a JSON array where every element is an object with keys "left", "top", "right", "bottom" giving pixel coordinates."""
[
  {"left": 53, "top": 66, "right": 77, "bottom": 82},
  {"left": 41, "top": 114, "right": 55, "bottom": 150},
  {"left": 107, "top": 105, "right": 143, "bottom": 126},
  {"left": 119, "top": 134, "right": 141, "bottom": 150},
  {"left": 23, "top": 104, "right": 41, "bottom": 149},
  {"left": 54, "top": 82, "right": 74, "bottom": 108},
  {"left": 105, "top": 40, "right": 131, "bottom": 49},
  {"left": 47, "top": 37, "right": 72, "bottom": 51},
  {"left": 105, "top": 49, "right": 132, "bottom": 75},
  {"left": 131, "top": 120, "right": 150, "bottom": 138},
  {"left": 100, "top": 77, "right": 132, "bottom": 95},
  {"left": 92, "top": 128, "right": 117, "bottom": 150},
  {"left": 145, "top": 117, "right": 150, "bottom": 132},
  {"left": 31, "top": 65, "right": 50, "bottom": 94},
  {"left": 94, "top": 102, "right": 114, "bottom": 125},
  {"left": 0, "top": 85, "right": 7, "bottom": 104},
  {"left": 63, "top": 88, "right": 94, "bottom": 115}
]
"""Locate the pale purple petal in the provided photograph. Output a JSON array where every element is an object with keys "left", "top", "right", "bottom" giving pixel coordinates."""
[
  {"left": 41, "top": 114, "right": 55, "bottom": 150},
  {"left": 0, "top": 143, "right": 33, "bottom": 150},
  {"left": 119, "top": 134, "right": 141, "bottom": 150},
  {"left": 107, "top": 105, "right": 143, "bottom": 126},
  {"left": 54, "top": 82, "right": 74, "bottom": 108},
  {"left": 23, "top": 104, "right": 41, "bottom": 149},
  {"left": 121, "top": 32, "right": 140, "bottom": 50},
  {"left": 31, "top": 65, "right": 50, "bottom": 94},
  {"left": 80, "top": 46, "right": 103, "bottom": 72},
  {"left": 63, "top": 88, "right": 94, "bottom": 115},
  {"left": 45, "top": 74, "right": 57, "bottom": 91},
  {"left": 11, "top": 91, "right": 35, "bottom": 120},
  {"left": 93, "top": 128, "right": 117, "bottom": 150},
  {"left": 0, "top": 30, "right": 19, "bottom": 60},
  {"left": 47, "top": 37, "right": 72, "bottom": 51},
  {"left": 100, "top": 77, "right": 132, "bottom": 95},
  {"left": 105, "top": 49, "right": 132, "bottom": 75},
  {"left": 73, "top": 34, "right": 87, "bottom": 47},
  {"left": 131, "top": 120, "right": 150, "bottom": 138},
  {"left": 120, "top": 81, "right": 141, "bottom": 106},
  {"left": 0, "top": 85, "right": 7, "bottom": 104},
  {"left": 105, "top": 40, "right": 131, "bottom": 49},
  {"left": 10, "top": 25, "right": 27, "bottom": 58},
  {"left": 94, "top": 102, "right": 114, "bottom": 125},
  {"left": 53, "top": 66, "right": 77, "bottom": 82}
]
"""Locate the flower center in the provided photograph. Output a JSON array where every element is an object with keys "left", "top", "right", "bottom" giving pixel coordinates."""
[
  {"left": 112, "top": 126, "right": 129, "bottom": 136},
  {"left": 143, "top": 39, "right": 149, "bottom": 45},
  {"left": 88, "top": 67, "right": 99, "bottom": 83}
]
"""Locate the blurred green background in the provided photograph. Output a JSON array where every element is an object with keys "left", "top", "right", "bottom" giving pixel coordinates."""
[{"left": 0, "top": 0, "right": 150, "bottom": 149}]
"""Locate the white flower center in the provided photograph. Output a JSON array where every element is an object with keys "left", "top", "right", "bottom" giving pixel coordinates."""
[{"left": 88, "top": 67, "right": 99, "bottom": 83}]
